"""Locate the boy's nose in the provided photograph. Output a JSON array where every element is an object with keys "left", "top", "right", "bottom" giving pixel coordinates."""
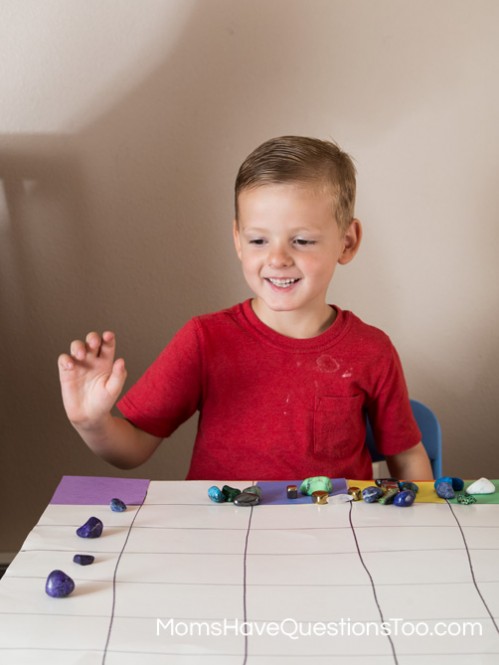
[{"left": 268, "top": 245, "right": 293, "bottom": 267}]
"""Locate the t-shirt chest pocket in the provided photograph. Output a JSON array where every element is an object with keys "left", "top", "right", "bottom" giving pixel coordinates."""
[{"left": 313, "top": 394, "right": 365, "bottom": 458}]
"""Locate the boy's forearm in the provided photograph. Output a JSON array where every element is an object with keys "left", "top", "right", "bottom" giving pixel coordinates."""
[
  {"left": 72, "top": 414, "right": 162, "bottom": 469},
  {"left": 386, "top": 442, "right": 434, "bottom": 481}
]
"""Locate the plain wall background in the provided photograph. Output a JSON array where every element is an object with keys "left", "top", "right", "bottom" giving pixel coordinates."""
[{"left": 1, "top": 0, "right": 498, "bottom": 552}]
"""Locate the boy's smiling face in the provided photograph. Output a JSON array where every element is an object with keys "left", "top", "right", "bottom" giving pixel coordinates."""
[{"left": 233, "top": 182, "right": 361, "bottom": 336}]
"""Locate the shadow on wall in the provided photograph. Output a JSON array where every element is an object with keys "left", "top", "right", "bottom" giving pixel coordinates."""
[{"left": 0, "top": 0, "right": 491, "bottom": 551}]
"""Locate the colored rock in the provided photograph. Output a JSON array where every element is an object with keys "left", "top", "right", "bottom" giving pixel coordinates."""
[
  {"left": 299, "top": 476, "right": 332, "bottom": 496},
  {"left": 109, "top": 498, "right": 127, "bottom": 512},
  {"left": 242, "top": 486, "right": 262, "bottom": 498},
  {"left": 362, "top": 486, "right": 384, "bottom": 503},
  {"left": 398, "top": 481, "right": 419, "bottom": 494},
  {"left": 73, "top": 554, "right": 95, "bottom": 566},
  {"left": 435, "top": 481, "right": 454, "bottom": 499},
  {"left": 221, "top": 485, "right": 242, "bottom": 502},
  {"left": 234, "top": 491, "right": 260, "bottom": 506},
  {"left": 287, "top": 484, "right": 298, "bottom": 499},
  {"left": 466, "top": 478, "right": 495, "bottom": 495},
  {"left": 208, "top": 486, "right": 226, "bottom": 503},
  {"left": 45, "top": 570, "right": 75, "bottom": 598},
  {"left": 378, "top": 488, "right": 399, "bottom": 505},
  {"left": 393, "top": 490, "right": 416, "bottom": 507},
  {"left": 330, "top": 493, "right": 354, "bottom": 504},
  {"left": 76, "top": 516, "right": 103, "bottom": 538},
  {"left": 435, "top": 476, "right": 464, "bottom": 491},
  {"left": 457, "top": 494, "right": 477, "bottom": 504},
  {"left": 375, "top": 478, "right": 399, "bottom": 490}
]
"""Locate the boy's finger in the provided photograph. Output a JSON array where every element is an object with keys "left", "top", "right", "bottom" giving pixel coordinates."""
[
  {"left": 97, "top": 331, "right": 117, "bottom": 360},
  {"left": 85, "top": 331, "right": 102, "bottom": 356},
  {"left": 70, "top": 340, "right": 86, "bottom": 360},
  {"left": 58, "top": 353, "right": 74, "bottom": 371},
  {"left": 106, "top": 358, "right": 126, "bottom": 396}
]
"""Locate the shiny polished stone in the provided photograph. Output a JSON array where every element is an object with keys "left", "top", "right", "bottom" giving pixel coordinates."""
[
  {"left": 234, "top": 491, "right": 260, "bottom": 506},
  {"left": 362, "top": 486, "right": 384, "bottom": 503},
  {"left": 221, "top": 485, "right": 242, "bottom": 502},
  {"left": 311, "top": 490, "right": 329, "bottom": 504},
  {"left": 287, "top": 485, "right": 298, "bottom": 499},
  {"left": 378, "top": 488, "right": 400, "bottom": 505},
  {"left": 76, "top": 516, "right": 103, "bottom": 538},
  {"left": 348, "top": 487, "right": 362, "bottom": 501},
  {"left": 45, "top": 570, "right": 75, "bottom": 598},
  {"left": 393, "top": 490, "right": 416, "bottom": 507},
  {"left": 242, "top": 485, "right": 262, "bottom": 498},
  {"left": 109, "top": 498, "right": 127, "bottom": 512},
  {"left": 457, "top": 494, "right": 477, "bottom": 504},
  {"left": 398, "top": 481, "right": 419, "bottom": 494},
  {"left": 208, "top": 486, "right": 226, "bottom": 503},
  {"left": 73, "top": 554, "right": 95, "bottom": 566}
]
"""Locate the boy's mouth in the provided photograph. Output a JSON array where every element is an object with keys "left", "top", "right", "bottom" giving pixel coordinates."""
[{"left": 265, "top": 277, "right": 301, "bottom": 288}]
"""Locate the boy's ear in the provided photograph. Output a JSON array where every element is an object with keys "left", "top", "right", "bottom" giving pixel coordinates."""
[
  {"left": 232, "top": 219, "right": 242, "bottom": 260},
  {"left": 338, "top": 218, "right": 362, "bottom": 265}
]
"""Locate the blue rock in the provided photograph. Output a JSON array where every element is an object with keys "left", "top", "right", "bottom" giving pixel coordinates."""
[
  {"left": 393, "top": 490, "right": 416, "bottom": 507},
  {"left": 45, "top": 570, "right": 75, "bottom": 598},
  {"left": 435, "top": 481, "right": 455, "bottom": 499},
  {"left": 76, "top": 516, "right": 103, "bottom": 538},
  {"left": 434, "top": 476, "right": 463, "bottom": 491},
  {"left": 73, "top": 554, "right": 95, "bottom": 566},
  {"left": 109, "top": 498, "right": 127, "bottom": 512},
  {"left": 208, "top": 486, "right": 226, "bottom": 503},
  {"left": 398, "top": 481, "right": 419, "bottom": 494},
  {"left": 362, "top": 486, "right": 384, "bottom": 503}
]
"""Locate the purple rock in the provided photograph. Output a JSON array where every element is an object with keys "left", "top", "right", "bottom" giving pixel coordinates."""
[
  {"left": 435, "top": 481, "right": 455, "bottom": 499},
  {"left": 109, "top": 498, "right": 127, "bottom": 512},
  {"left": 76, "top": 516, "right": 103, "bottom": 538},
  {"left": 45, "top": 569, "right": 75, "bottom": 598},
  {"left": 393, "top": 490, "right": 416, "bottom": 507},
  {"left": 73, "top": 554, "right": 95, "bottom": 566}
]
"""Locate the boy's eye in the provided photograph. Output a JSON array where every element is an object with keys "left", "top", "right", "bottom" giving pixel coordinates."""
[
  {"left": 294, "top": 238, "right": 316, "bottom": 246},
  {"left": 249, "top": 239, "right": 266, "bottom": 245}
]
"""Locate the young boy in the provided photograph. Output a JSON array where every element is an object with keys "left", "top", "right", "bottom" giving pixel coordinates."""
[{"left": 58, "top": 136, "right": 433, "bottom": 481}]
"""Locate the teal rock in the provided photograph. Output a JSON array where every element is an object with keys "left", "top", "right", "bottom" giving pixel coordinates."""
[
  {"left": 45, "top": 570, "right": 75, "bottom": 598},
  {"left": 208, "top": 486, "right": 226, "bottom": 503},
  {"left": 435, "top": 481, "right": 454, "bottom": 499},
  {"left": 73, "top": 554, "right": 94, "bottom": 566},
  {"left": 299, "top": 476, "right": 333, "bottom": 496},
  {"left": 76, "top": 516, "right": 103, "bottom": 538},
  {"left": 393, "top": 490, "right": 416, "bottom": 507},
  {"left": 221, "top": 485, "right": 242, "bottom": 502},
  {"left": 398, "top": 481, "right": 419, "bottom": 494},
  {"left": 378, "top": 488, "right": 399, "bottom": 505},
  {"left": 234, "top": 491, "right": 260, "bottom": 506},
  {"left": 362, "top": 486, "right": 384, "bottom": 503},
  {"left": 109, "top": 498, "right": 127, "bottom": 512}
]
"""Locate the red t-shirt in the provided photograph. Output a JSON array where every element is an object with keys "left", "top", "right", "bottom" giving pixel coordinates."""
[{"left": 117, "top": 300, "right": 420, "bottom": 480}]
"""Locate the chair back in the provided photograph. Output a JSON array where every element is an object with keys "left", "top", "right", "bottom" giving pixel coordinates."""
[{"left": 365, "top": 399, "right": 442, "bottom": 478}]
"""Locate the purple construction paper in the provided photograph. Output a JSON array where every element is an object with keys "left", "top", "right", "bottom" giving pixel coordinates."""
[
  {"left": 258, "top": 478, "right": 348, "bottom": 505},
  {"left": 50, "top": 476, "right": 150, "bottom": 506}
]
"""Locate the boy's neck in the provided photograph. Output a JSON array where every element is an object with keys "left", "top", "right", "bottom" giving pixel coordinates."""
[{"left": 251, "top": 299, "right": 336, "bottom": 339}]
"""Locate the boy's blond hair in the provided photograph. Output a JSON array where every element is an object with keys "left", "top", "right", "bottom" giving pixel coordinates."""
[{"left": 235, "top": 136, "right": 356, "bottom": 234}]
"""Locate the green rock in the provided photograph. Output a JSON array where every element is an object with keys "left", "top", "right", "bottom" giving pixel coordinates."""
[
  {"left": 221, "top": 485, "right": 242, "bottom": 502},
  {"left": 378, "top": 488, "right": 399, "bottom": 505},
  {"left": 299, "top": 476, "right": 332, "bottom": 496}
]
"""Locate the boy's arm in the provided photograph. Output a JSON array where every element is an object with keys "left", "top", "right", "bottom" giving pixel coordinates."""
[
  {"left": 385, "top": 442, "right": 434, "bottom": 481},
  {"left": 58, "top": 331, "right": 162, "bottom": 469}
]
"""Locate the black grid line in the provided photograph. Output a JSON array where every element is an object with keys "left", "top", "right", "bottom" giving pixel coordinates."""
[
  {"left": 446, "top": 500, "right": 499, "bottom": 634},
  {"left": 100, "top": 486, "right": 150, "bottom": 664},
  {"left": 242, "top": 505, "right": 254, "bottom": 665},
  {"left": 348, "top": 501, "right": 398, "bottom": 665}
]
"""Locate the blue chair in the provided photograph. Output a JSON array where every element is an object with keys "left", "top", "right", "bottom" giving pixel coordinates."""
[{"left": 366, "top": 399, "right": 442, "bottom": 478}]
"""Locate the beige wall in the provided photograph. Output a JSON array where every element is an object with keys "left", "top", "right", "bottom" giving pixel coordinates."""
[{"left": 1, "top": 0, "right": 498, "bottom": 552}]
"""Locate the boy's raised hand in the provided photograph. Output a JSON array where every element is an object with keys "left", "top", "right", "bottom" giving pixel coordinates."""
[{"left": 57, "top": 331, "right": 127, "bottom": 427}]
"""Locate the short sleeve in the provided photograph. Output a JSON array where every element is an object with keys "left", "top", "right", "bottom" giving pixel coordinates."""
[
  {"left": 117, "top": 319, "right": 203, "bottom": 438},
  {"left": 366, "top": 342, "right": 421, "bottom": 456}
]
